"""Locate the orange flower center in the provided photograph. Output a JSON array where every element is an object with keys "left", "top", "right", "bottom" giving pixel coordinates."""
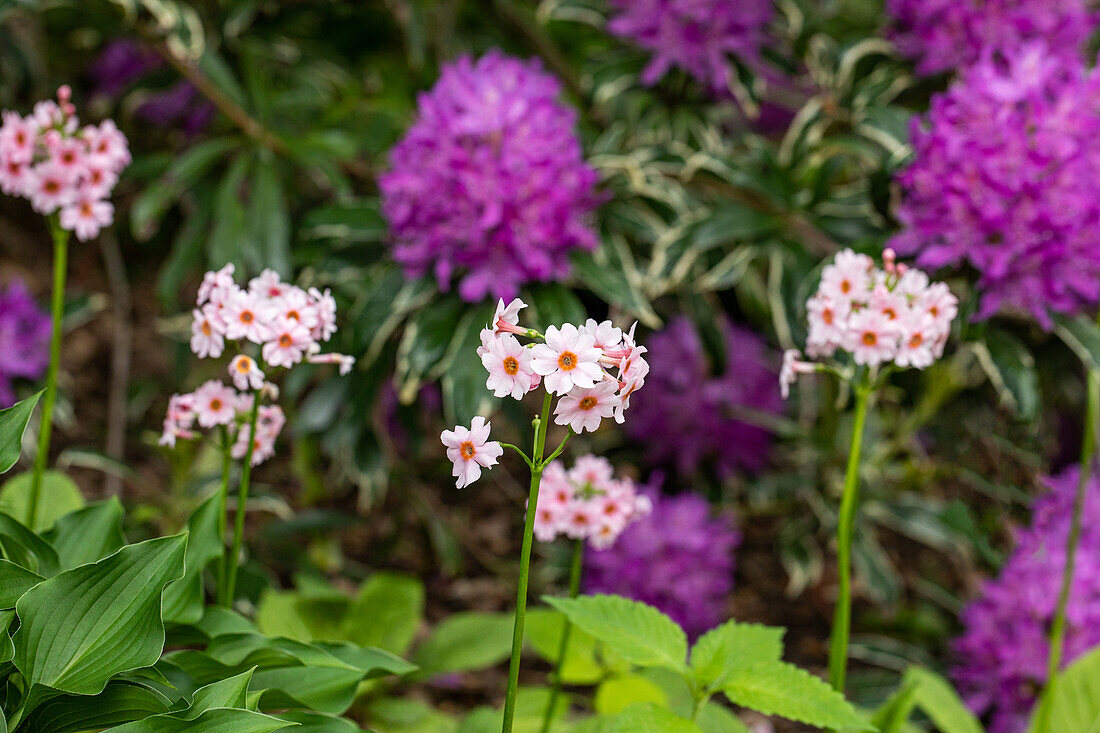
[
  {"left": 841, "top": 280, "right": 851, "bottom": 294},
  {"left": 909, "top": 333, "right": 924, "bottom": 348},
  {"left": 558, "top": 351, "right": 577, "bottom": 370},
  {"left": 240, "top": 311, "right": 254, "bottom": 324},
  {"left": 460, "top": 441, "right": 476, "bottom": 459},
  {"left": 883, "top": 307, "right": 897, "bottom": 320},
  {"left": 578, "top": 396, "right": 597, "bottom": 411},
  {"left": 287, "top": 310, "right": 300, "bottom": 321},
  {"left": 201, "top": 321, "right": 212, "bottom": 336},
  {"left": 236, "top": 358, "right": 252, "bottom": 372},
  {"left": 279, "top": 334, "right": 293, "bottom": 347},
  {"left": 503, "top": 356, "right": 519, "bottom": 375},
  {"left": 823, "top": 309, "right": 834, "bottom": 325},
  {"left": 44, "top": 180, "right": 59, "bottom": 193},
  {"left": 862, "top": 332, "right": 877, "bottom": 346},
  {"left": 80, "top": 202, "right": 93, "bottom": 217},
  {"left": 210, "top": 398, "right": 223, "bottom": 410}
]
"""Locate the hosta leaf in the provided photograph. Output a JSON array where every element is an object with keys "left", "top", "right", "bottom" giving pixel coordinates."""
[
  {"left": 19, "top": 681, "right": 173, "bottom": 732},
  {"left": 14, "top": 534, "right": 187, "bottom": 698},
  {"left": 1028, "top": 646, "right": 1100, "bottom": 733},
  {"left": 0, "top": 511, "right": 59, "bottom": 576},
  {"left": 613, "top": 703, "right": 701, "bottom": 733},
  {"left": 0, "top": 470, "right": 84, "bottom": 531},
  {"left": 0, "top": 391, "right": 41, "bottom": 474},
  {"left": 0, "top": 558, "right": 42, "bottom": 608},
  {"left": 902, "top": 666, "right": 982, "bottom": 733},
  {"left": 163, "top": 491, "right": 224, "bottom": 624},
  {"left": 544, "top": 595, "right": 689, "bottom": 674},
  {"left": 340, "top": 572, "right": 425, "bottom": 655},
  {"left": 689, "top": 621, "right": 785, "bottom": 689},
  {"left": 103, "top": 708, "right": 292, "bottom": 733},
  {"left": 275, "top": 710, "right": 362, "bottom": 732},
  {"left": 720, "top": 662, "right": 873, "bottom": 730},
  {"left": 0, "top": 609, "right": 14, "bottom": 663},
  {"left": 412, "top": 611, "right": 513, "bottom": 675},
  {"left": 42, "top": 498, "right": 125, "bottom": 570}
]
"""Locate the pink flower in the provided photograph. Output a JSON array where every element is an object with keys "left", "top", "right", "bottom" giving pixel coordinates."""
[
  {"left": 249, "top": 269, "right": 291, "bottom": 299},
  {"left": 847, "top": 309, "right": 899, "bottom": 366},
  {"left": 563, "top": 501, "right": 597, "bottom": 539},
  {"left": 262, "top": 316, "right": 313, "bottom": 368},
  {"left": 440, "top": 416, "right": 503, "bottom": 489},
  {"left": 0, "top": 111, "right": 36, "bottom": 165},
  {"left": 481, "top": 333, "right": 538, "bottom": 400},
  {"left": 893, "top": 313, "right": 937, "bottom": 369},
  {"left": 273, "top": 287, "right": 319, "bottom": 332},
  {"left": 223, "top": 289, "right": 275, "bottom": 343},
  {"left": 580, "top": 318, "right": 623, "bottom": 351},
  {"left": 27, "top": 162, "right": 76, "bottom": 213},
  {"left": 779, "top": 349, "right": 815, "bottom": 399},
  {"left": 229, "top": 354, "right": 265, "bottom": 391},
  {"left": 192, "top": 380, "right": 238, "bottom": 428},
  {"left": 0, "top": 159, "right": 30, "bottom": 196},
  {"left": 531, "top": 323, "right": 604, "bottom": 395},
  {"left": 158, "top": 393, "right": 196, "bottom": 447},
  {"left": 190, "top": 306, "right": 225, "bottom": 359},
  {"left": 81, "top": 163, "right": 118, "bottom": 200},
  {"left": 554, "top": 379, "right": 621, "bottom": 433},
  {"left": 306, "top": 349, "right": 356, "bottom": 375},
  {"left": 569, "top": 454, "right": 615, "bottom": 487},
  {"left": 49, "top": 137, "right": 87, "bottom": 183},
  {"left": 58, "top": 196, "right": 113, "bottom": 241},
  {"left": 819, "top": 249, "right": 873, "bottom": 303},
  {"left": 198, "top": 264, "right": 237, "bottom": 307},
  {"left": 806, "top": 295, "right": 848, "bottom": 358},
  {"left": 307, "top": 287, "right": 338, "bottom": 342},
  {"left": 493, "top": 297, "right": 528, "bottom": 335},
  {"left": 613, "top": 345, "right": 649, "bottom": 424},
  {"left": 84, "top": 119, "right": 130, "bottom": 171}
]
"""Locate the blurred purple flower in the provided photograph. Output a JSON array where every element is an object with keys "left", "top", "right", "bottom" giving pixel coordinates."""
[
  {"left": 584, "top": 488, "right": 739, "bottom": 639},
  {"left": 625, "top": 316, "right": 782, "bottom": 478},
  {"left": 0, "top": 279, "right": 50, "bottom": 407},
  {"left": 89, "top": 39, "right": 161, "bottom": 97},
  {"left": 136, "top": 83, "right": 217, "bottom": 137},
  {"left": 606, "top": 0, "right": 773, "bottom": 96},
  {"left": 886, "top": 0, "right": 1096, "bottom": 76},
  {"left": 952, "top": 467, "right": 1100, "bottom": 733},
  {"left": 378, "top": 51, "right": 600, "bottom": 303},
  {"left": 890, "top": 44, "right": 1100, "bottom": 327}
]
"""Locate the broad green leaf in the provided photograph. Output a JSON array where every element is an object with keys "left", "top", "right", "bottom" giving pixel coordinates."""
[
  {"left": 0, "top": 391, "right": 41, "bottom": 474},
  {"left": 276, "top": 711, "right": 362, "bottom": 732},
  {"left": 412, "top": 611, "right": 513, "bottom": 675},
  {"left": 525, "top": 608, "right": 603, "bottom": 684},
  {"left": 544, "top": 595, "right": 689, "bottom": 674},
  {"left": 42, "top": 498, "right": 125, "bottom": 570},
  {"left": 14, "top": 534, "right": 187, "bottom": 698},
  {"left": 871, "top": 680, "right": 920, "bottom": 733},
  {"left": 689, "top": 621, "right": 785, "bottom": 688},
  {"left": 1054, "top": 314, "right": 1100, "bottom": 373},
  {"left": 457, "top": 687, "right": 569, "bottom": 733},
  {"left": 613, "top": 703, "right": 701, "bottom": 733},
  {"left": 185, "top": 669, "right": 254, "bottom": 717},
  {"left": 0, "top": 470, "right": 84, "bottom": 531},
  {"left": 367, "top": 697, "right": 458, "bottom": 733},
  {"left": 103, "top": 707, "right": 293, "bottom": 733},
  {"left": 340, "top": 572, "right": 424, "bottom": 655},
  {"left": 248, "top": 154, "right": 290, "bottom": 275},
  {"left": 0, "top": 609, "right": 14, "bottom": 663},
  {"left": 0, "top": 511, "right": 59, "bottom": 576},
  {"left": 163, "top": 491, "right": 224, "bottom": 624},
  {"left": 19, "top": 681, "right": 173, "bottom": 732},
  {"left": 973, "top": 330, "right": 1039, "bottom": 420},
  {"left": 0, "top": 558, "right": 42, "bottom": 607},
  {"left": 903, "top": 666, "right": 982, "bottom": 733},
  {"left": 695, "top": 703, "right": 750, "bottom": 733},
  {"left": 1028, "top": 646, "right": 1100, "bottom": 733},
  {"left": 300, "top": 200, "right": 387, "bottom": 243},
  {"left": 441, "top": 308, "right": 495, "bottom": 425},
  {"left": 720, "top": 662, "right": 873, "bottom": 731},
  {"left": 595, "top": 674, "right": 668, "bottom": 715},
  {"left": 256, "top": 590, "right": 320, "bottom": 642},
  {"left": 130, "top": 138, "right": 236, "bottom": 240},
  {"left": 252, "top": 664, "right": 370, "bottom": 714},
  {"left": 395, "top": 296, "right": 466, "bottom": 398}
]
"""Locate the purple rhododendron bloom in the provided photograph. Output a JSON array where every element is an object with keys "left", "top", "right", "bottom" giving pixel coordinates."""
[
  {"left": 606, "top": 0, "right": 773, "bottom": 96},
  {"left": 379, "top": 51, "right": 600, "bottom": 303},
  {"left": 0, "top": 279, "right": 50, "bottom": 407},
  {"left": 890, "top": 44, "right": 1100, "bottom": 327},
  {"left": 584, "top": 488, "right": 739, "bottom": 639},
  {"left": 88, "top": 39, "right": 160, "bottom": 98},
  {"left": 953, "top": 467, "right": 1100, "bottom": 733},
  {"left": 887, "top": 0, "right": 1096, "bottom": 76},
  {"left": 625, "top": 316, "right": 782, "bottom": 477}
]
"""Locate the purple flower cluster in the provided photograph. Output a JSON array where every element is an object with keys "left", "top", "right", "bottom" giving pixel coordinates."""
[
  {"left": 625, "top": 317, "right": 781, "bottom": 477},
  {"left": 952, "top": 467, "right": 1100, "bottom": 733},
  {"left": 379, "top": 51, "right": 600, "bottom": 303},
  {"left": 584, "top": 489, "right": 739, "bottom": 639},
  {"left": 0, "top": 279, "right": 50, "bottom": 407},
  {"left": 606, "top": 0, "right": 773, "bottom": 96},
  {"left": 890, "top": 45, "right": 1100, "bottom": 327},
  {"left": 886, "top": 0, "right": 1095, "bottom": 76}
]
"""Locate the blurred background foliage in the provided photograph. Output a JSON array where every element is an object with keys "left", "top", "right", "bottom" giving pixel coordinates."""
[{"left": 0, "top": 0, "right": 1086, "bottom": 718}]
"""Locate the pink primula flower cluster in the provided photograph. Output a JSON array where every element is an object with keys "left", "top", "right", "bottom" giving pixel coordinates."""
[
  {"left": 532, "top": 455, "right": 651, "bottom": 550},
  {"left": 161, "top": 264, "right": 354, "bottom": 464},
  {"left": 442, "top": 298, "right": 649, "bottom": 488},
  {"left": 0, "top": 86, "right": 130, "bottom": 241},
  {"left": 781, "top": 248, "right": 958, "bottom": 398}
]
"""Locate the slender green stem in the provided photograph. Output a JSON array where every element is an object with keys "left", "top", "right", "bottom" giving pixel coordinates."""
[
  {"left": 502, "top": 391, "right": 553, "bottom": 733},
  {"left": 540, "top": 539, "right": 584, "bottom": 733},
  {"left": 223, "top": 391, "right": 261, "bottom": 607},
  {"left": 27, "top": 220, "right": 69, "bottom": 529},
  {"left": 1036, "top": 364, "right": 1100, "bottom": 731},
  {"left": 499, "top": 442, "right": 534, "bottom": 469},
  {"left": 542, "top": 430, "right": 574, "bottom": 467},
  {"left": 215, "top": 425, "right": 232, "bottom": 606},
  {"left": 827, "top": 377, "right": 871, "bottom": 694}
]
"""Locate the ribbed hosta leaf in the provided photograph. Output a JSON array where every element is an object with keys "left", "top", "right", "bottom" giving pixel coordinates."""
[
  {"left": 0, "top": 391, "right": 41, "bottom": 474},
  {"left": 0, "top": 558, "right": 42, "bottom": 608},
  {"left": 19, "top": 681, "right": 173, "bottom": 732},
  {"left": 162, "top": 491, "right": 223, "bottom": 624},
  {"left": 42, "top": 498, "right": 126, "bottom": 570}
]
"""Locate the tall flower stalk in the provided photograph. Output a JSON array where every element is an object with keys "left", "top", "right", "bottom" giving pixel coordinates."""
[
  {"left": 440, "top": 299, "right": 650, "bottom": 733},
  {"left": 781, "top": 248, "right": 957, "bottom": 694}
]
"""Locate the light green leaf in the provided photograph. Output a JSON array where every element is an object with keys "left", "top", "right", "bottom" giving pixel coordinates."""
[
  {"left": 0, "top": 558, "right": 42, "bottom": 608},
  {"left": 0, "top": 470, "right": 84, "bottom": 531},
  {"left": 276, "top": 711, "right": 362, "bottom": 732},
  {"left": 18, "top": 681, "right": 173, "bottom": 732},
  {"left": 185, "top": 669, "right": 254, "bottom": 717},
  {"left": 695, "top": 703, "right": 750, "bottom": 733},
  {"left": 14, "top": 534, "right": 187, "bottom": 698},
  {"left": 525, "top": 608, "right": 603, "bottom": 684},
  {"left": 256, "top": 590, "right": 321, "bottom": 642},
  {"left": 0, "top": 390, "right": 41, "bottom": 474},
  {"left": 0, "top": 511, "right": 59, "bottom": 576},
  {"left": 0, "top": 609, "right": 14, "bottom": 663},
  {"left": 613, "top": 703, "right": 701, "bottom": 733},
  {"left": 412, "top": 611, "right": 513, "bottom": 675},
  {"left": 1029, "top": 646, "right": 1100, "bottom": 733},
  {"left": 103, "top": 707, "right": 293, "bottom": 733},
  {"left": 42, "top": 498, "right": 125, "bottom": 570},
  {"left": 720, "top": 662, "right": 873, "bottom": 731},
  {"left": 902, "top": 666, "right": 982, "bottom": 733},
  {"left": 367, "top": 697, "right": 458, "bottom": 733},
  {"left": 544, "top": 595, "right": 689, "bottom": 674},
  {"left": 595, "top": 674, "right": 668, "bottom": 715},
  {"left": 340, "top": 572, "right": 424, "bottom": 655},
  {"left": 689, "top": 621, "right": 785, "bottom": 689},
  {"left": 163, "top": 491, "right": 224, "bottom": 624}
]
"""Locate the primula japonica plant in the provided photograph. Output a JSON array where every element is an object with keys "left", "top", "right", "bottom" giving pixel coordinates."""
[
  {"left": 781, "top": 248, "right": 958, "bottom": 694},
  {"left": 441, "top": 298, "right": 649, "bottom": 733},
  {"left": 160, "top": 264, "right": 354, "bottom": 606},
  {"left": 0, "top": 87, "right": 129, "bottom": 533}
]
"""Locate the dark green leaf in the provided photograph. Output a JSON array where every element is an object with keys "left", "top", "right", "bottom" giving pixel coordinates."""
[
  {"left": 163, "top": 491, "right": 224, "bottom": 625},
  {"left": 19, "top": 682, "right": 173, "bottom": 732},
  {"left": 0, "top": 391, "right": 41, "bottom": 474},
  {"left": 0, "top": 559, "right": 42, "bottom": 608},
  {"left": 42, "top": 498, "right": 125, "bottom": 570},
  {"left": 0, "top": 512, "right": 59, "bottom": 576}
]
